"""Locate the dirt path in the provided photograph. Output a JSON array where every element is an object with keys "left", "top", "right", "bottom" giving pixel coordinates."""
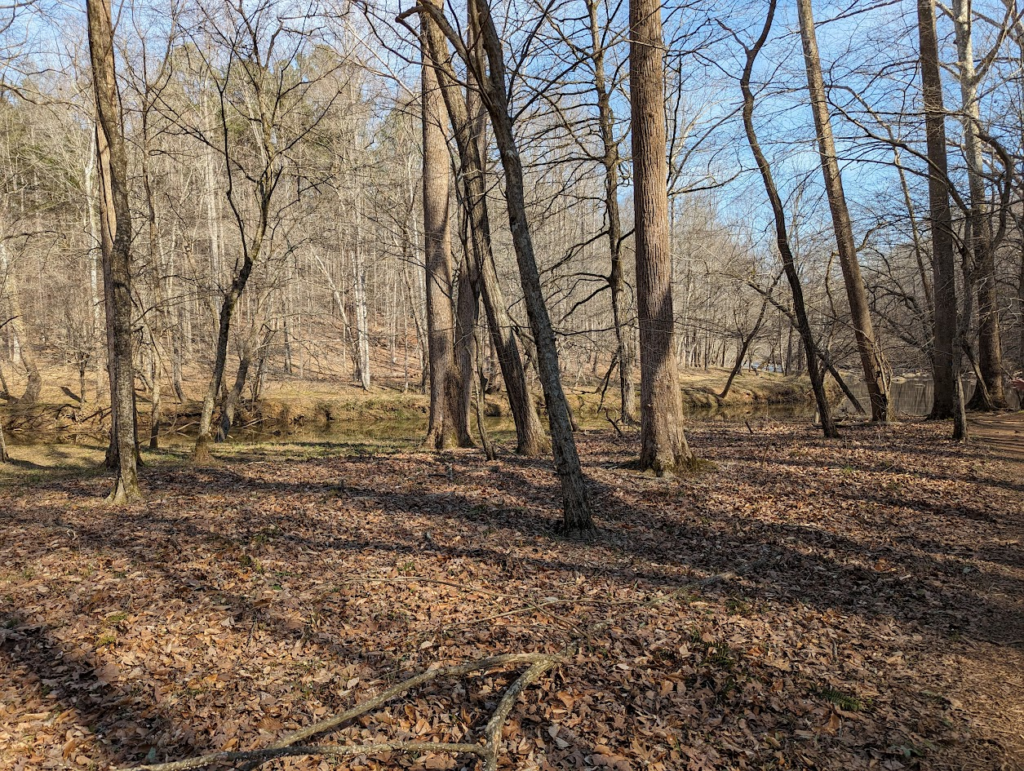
[{"left": 970, "top": 411, "right": 1024, "bottom": 465}]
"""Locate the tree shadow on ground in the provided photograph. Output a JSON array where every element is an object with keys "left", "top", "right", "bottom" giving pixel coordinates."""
[{"left": 2, "top": 423, "right": 1021, "bottom": 768}]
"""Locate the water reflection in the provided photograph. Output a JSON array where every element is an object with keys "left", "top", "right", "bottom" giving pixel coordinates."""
[
  {"left": 839, "top": 375, "right": 1022, "bottom": 417},
  {"left": 5, "top": 375, "right": 1021, "bottom": 449}
]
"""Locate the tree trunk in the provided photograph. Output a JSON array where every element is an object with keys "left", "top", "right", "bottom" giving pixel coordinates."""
[
  {"left": 587, "top": 0, "right": 637, "bottom": 426},
  {"left": 917, "top": 0, "right": 960, "bottom": 420},
  {"left": 216, "top": 326, "right": 269, "bottom": 442},
  {"left": 353, "top": 207, "right": 371, "bottom": 391},
  {"left": 195, "top": 287, "right": 244, "bottom": 461},
  {"left": 451, "top": 55, "right": 487, "bottom": 449},
  {"left": 453, "top": 256, "right": 479, "bottom": 446},
  {"left": 740, "top": 0, "right": 838, "bottom": 438},
  {"left": 85, "top": 134, "right": 105, "bottom": 405},
  {"left": 149, "top": 338, "right": 162, "bottom": 449},
  {"left": 423, "top": 0, "right": 592, "bottom": 532},
  {"left": 421, "top": 8, "right": 548, "bottom": 457},
  {"left": 421, "top": 7, "right": 462, "bottom": 449},
  {"left": 87, "top": 0, "right": 141, "bottom": 502},
  {"left": 0, "top": 243, "right": 42, "bottom": 405},
  {"left": 630, "top": 0, "right": 695, "bottom": 472},
  {"left": 796, "top": 0, "right": 889, "bottom": 422},
  {"left": 952, "top": 0, "right": 1006, "bottom": 410}
]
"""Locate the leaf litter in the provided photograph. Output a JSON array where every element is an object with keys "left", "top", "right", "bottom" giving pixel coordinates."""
[{"left": 1, "top": 419, "right": 1022, "bottom": 770}]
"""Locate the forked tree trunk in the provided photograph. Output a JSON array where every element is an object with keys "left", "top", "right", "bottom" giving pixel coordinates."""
[
  {"left": 916, "top": 0, "right": 960, "bottom": 420},
  {"left": 195, "top": 283, "right": 246, "bottom": 462},
  {"left": 421, "top": 5, "right": 462, "bottom": 449},
  {"left": 216, "top": 326, "right": 271, "bottom": 442},
  {"left": 630, "top": 0, "right": 695, "bottom": 472},
  {"left": 415, "top": 0, "right": 592, "bottom": 532},
  {"left": 422, "top": 8, "right": 548, "bottom": 457},
  {"left": 796, "top": 0, "right": 889, "bottom": 422},
  {"left": 87, "top": 0, "right": 140, "bottom": 502},
  {"left": 740, "top": 0, "right": 837, "bottom": 438},
  {"left": 951, "top": 0, "right": 1006, "bottom": 410}
]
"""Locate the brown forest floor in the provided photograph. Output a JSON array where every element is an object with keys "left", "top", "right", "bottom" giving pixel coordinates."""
[{"left": 1, "top": 420, "right": 1022, "bottom": 771}]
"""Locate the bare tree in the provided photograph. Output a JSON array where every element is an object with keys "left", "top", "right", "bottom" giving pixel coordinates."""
[
  {"left": 737, "top": 0, "right": 837, "bottom": 438},
  {"left": 950, "top": 0, "right": 1008, "bottom": 410},
  {"left": 796, "top": 0, "right": 889, "bottom": 422},
  {"left": 404, "top": 0, "right": 593, "bottom": 533},
  {"left": 630, "top": 0, "right": 694, "bottom": 472},
  {"left": 0, "top": 240, "right": 40, "bottom": 403},
  {"left": 418, "top": 1, "right": 547, "bottom": 456},
  {"left": 421, "top": 0, "right": 461, "bottom": 449},
  {"left": 87, "top": 0, "right": 141, "bottom": 502},
  {"left": 916, "top": 0, "right": 963, "bottom": 431}
]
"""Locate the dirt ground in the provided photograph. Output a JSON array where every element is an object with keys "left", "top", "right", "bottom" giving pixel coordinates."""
[
  {"left": 1, "top": 419, "right": 1022, "bottom": 770},
  {"left": 970, "top": 411, "right": 1024, "bottom": 465}
]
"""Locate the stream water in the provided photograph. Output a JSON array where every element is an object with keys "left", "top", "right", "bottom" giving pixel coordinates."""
[{"left": 8, "top": 375, "right": 1020, "bottom": 450}]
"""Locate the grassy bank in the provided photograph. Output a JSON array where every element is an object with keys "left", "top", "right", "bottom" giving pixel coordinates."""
[{"left": 0, "top": 365, "right": 817, "bottom": 450}]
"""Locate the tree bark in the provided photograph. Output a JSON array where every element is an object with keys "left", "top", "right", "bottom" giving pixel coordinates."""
[
  {"left": 421, "top": 7, "right": 548, "bottom": 457},
  {"left": 453, "top": 254, "right": 479, "bottom": 446},
  {"left": 796, "top": 0, "right": 889, "bottom": 422},
  {"left": 0, "top": 243, "right": 42, "bottom": 405},
  {"left": 421, "top": 5, "right": 462, "bottom": 449},
  {"left": 916, "top": 0, "right": 961, "bottom": 420},
  {"left": 630, "top": 0, "right": 695, "bottom": 472},
  {"left": 415, "top": 0, "right": 592, "bottom": 531},
  {"left": 353, "top": 204, "right": 371, "bottom": 391},
  {"left": 740, "top": 0, "right": 838, "bottom": 438},
  {"left": 587, "top": 0, "right": 636, "bottom": 426},
  {"left": 87, "top": 0, "right": 141, "bottom": 502},
  {"left": 951, "top": 0, "right": 1006, "bottom": 410}
]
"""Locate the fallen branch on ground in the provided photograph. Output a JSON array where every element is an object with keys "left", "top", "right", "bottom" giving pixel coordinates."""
[{"left": 113, "top": 652, "right": 562, "bottom": 771}]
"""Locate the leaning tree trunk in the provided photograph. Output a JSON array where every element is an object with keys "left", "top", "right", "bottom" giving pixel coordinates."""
[
  {"left": 630, "top": 0, "right": 695, "bottom": 472},
  {"left": 917, "top": 0, "right": 960, "bottom": 420},
  {"left": 451, "top": 42, "right": 487, "bottom": 449},
  {"left": 741, "top": 0, "right": 837, "bottom": 438},
  {"left": 952, "top": 0, "right": 1006, "bottom": 410},
  {"left": 796, "top": 0, "right": 889, "bottom": 422},
  {"left": 421, "top": 7, "right": 462, "bottom": 450},
  {"left": 87, "top": 0, "right": 140, "bottom": 502}
]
